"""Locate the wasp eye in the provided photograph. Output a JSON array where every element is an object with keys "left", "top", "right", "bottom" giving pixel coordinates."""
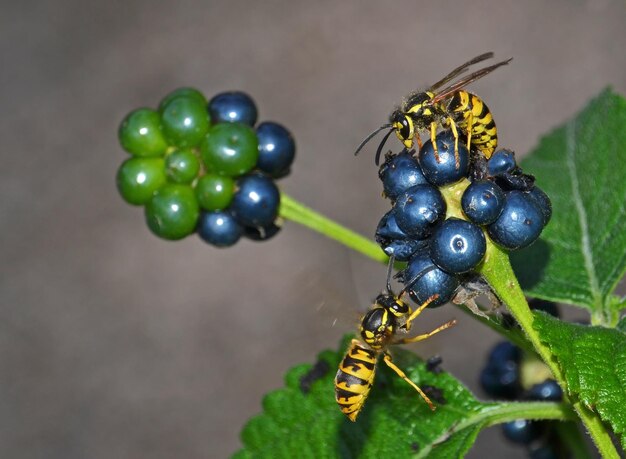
[{"left": 398, "top": 118, "right": 411, "bottom": 140}]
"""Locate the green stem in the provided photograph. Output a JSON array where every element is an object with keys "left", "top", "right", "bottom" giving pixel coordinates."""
[
  {"left": 279, "top": 193, "right": 388, "bottom": 264},
  {"left": 479, "top": 243, "right": 620, "bottom": 459},
  {"left": 415, "top": 401, "right": 577, "bottom": 458}
]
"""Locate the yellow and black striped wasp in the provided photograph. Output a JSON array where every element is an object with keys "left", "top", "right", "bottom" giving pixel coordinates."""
[
  {"left": 354, "top": 52, "right": 512, "bottom": 167},
  {"left": 334, "top": 261, "right": 456, "bottom": 421}
]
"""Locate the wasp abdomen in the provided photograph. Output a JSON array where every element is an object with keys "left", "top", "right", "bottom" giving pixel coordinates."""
[
  {"left": 334, "top": 340, "right": 378, "bottom": 421},
  {"left": 448, "top": 91, "right": 498, "bottom": 158}
]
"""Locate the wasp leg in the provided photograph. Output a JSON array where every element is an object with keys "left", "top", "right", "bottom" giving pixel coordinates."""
[
  {"left": 464, "top": 111, "right": 473, "bottom": 152},
  {"left": 383, "top": 352, "right": 435, "bottom": 411},
  {"left": 446, "top": 116, "right": 461, "bottom": 169},
  {"left": 415, "top": 133, "right": 423, "bottom": 150},
  {"left": 403, "top": 294, "right": 439, "bottom": 331},
  {"left": 429, "top": 122, "right": 440, "bottom": 163},
  {"left": 395, "top": 319, "right": 457, "bottom": 346}
]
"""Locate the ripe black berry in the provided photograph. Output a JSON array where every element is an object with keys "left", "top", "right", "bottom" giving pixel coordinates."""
[
  {"left": 398, "top": 252, "right": 459, "bottom": 308},
  {"left": 487, "top": 190, "right": 545, "bottom": 250},
  {"left": 197, "top": 210, "right": 243, "bottom": 247},
  {"left": 208, "top": 91, "right": 258, "bottom": 126},
  {"left": 418, "top": 131, "right": 470, "bottom": 186},
  {"left": 461, "top": 180, "right": 505, "bottom": 225},
  {"left": 256, "top": 121, "right": 296, "bottom": 177},
  {"left": 430, "top": 218, "right": 486, "bottom": 274},
  {"left": 378, "top": 150, "right": 428, "bottom": 201},
  {"left": 394, "top": 184, "right": 446, "bottom": 239},
  {"left": 231, "top": 174, "right": 280, "bottom": 227}
]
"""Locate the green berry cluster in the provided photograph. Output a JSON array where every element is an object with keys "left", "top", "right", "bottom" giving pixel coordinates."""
[{"left": 116, "top": 88, "right": 288, "bottom": 243}]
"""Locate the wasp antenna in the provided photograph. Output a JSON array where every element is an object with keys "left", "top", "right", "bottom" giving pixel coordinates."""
[
  {"left": 354, "top": 124, "right": 392, "bottom": 157},
  {"left": 398, "top": 265, "right": 438, "bottom": 297},
  {"left": 384, "top": 254, "right": 396, "bottom": 294},
  {"left": 374, "top": 128, "right": 395, "bottom": 166}
]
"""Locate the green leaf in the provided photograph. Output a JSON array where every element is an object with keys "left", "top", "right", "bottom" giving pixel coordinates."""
[
  {"left": 510, "top": 89, "right": 626, "bottom": 317},
  {"left": 534, "top": 312, "right": 626, "bottom": 450},
  {"left": 234, "top": 336, "right": 574, "bottom": 458}
]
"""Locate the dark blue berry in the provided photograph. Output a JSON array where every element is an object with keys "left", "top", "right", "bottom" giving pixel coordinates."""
[
  {"left": 528, "top": 380, "right": 562, "bottom": 402},
  {"left": 487, "top": 190, "right": 544, "bottom": 250},
  {"left": 488, "top": 341, "right": 522, "bottom": 365},
  {"left": 418, "top": 131, "right": 470, "bottom": 186},
  {"left": 394, "top": 184, "right": 446, "bottom": 239},
  {"left": 378, "top": 150, "right": 428, "bottom": 201},
  {"left": 375, "top": 210, "right": 429, "bottom": 261},
  {"left": 430, "top": 218, "right": 486, "bottom": 274},
  {"left": 480, "top": 342, "right": 522, "bottom": 399},
  {"left": 198, "top": 210, "right": 242, "bottom": 247},
  {"left": 243, "top": 221, "right": 282, "bottom": 241},
  {"left": 208, "top": 91, "right": 258, "bottom": 126},
  {"left": 529, "top": 298, "right": 560, "bottom": 318},
  {"left": 231, "top": 174, "right": 280, "bottom": 227},
  {"left": 461, "top": 180, "right": 505, "bottom": 225},
  {"left": 527, "top": 186, "right": 552, "bottom": 226},
  {"left": 398, "top": 252, "right": 459, "bottom": 308},
  {"left": 501, "top": 419, "right": 542, "bottom": 444},
  {"left": 256, "top": 122, "right": 296, "bottom": 177},
  {"left": 487, "top": 149, "right": 516, "bottom": 176},
  {"left": 480, "top": 362, "right": 521, "bottom": 399}
]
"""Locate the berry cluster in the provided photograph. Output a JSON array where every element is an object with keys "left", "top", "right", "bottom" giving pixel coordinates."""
[
  {"left": 117, "top": 89, "right": 295, "bottom": 246},
  {"left": 480, "top": 300, "right": 567, "bottom": 459},
  {"left": 375, "top": 131, "right": 551, "bottom": 307}
]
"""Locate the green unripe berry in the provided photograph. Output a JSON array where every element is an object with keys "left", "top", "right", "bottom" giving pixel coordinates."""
[
  {"left": 165, "top": 149, "right": 201, "bottom": 184},
  {"left": 159, "top": 87, "right": 207, "bottom": 111},
  {"left": 200, "top": 123, "right": 258, "bottom": 177},
  {"left": 145, "top": 184, "right": 200, "bottom": 240},
  {"left": 195, "top": 174, "right": 235, "bottom": 211},
  {"left": 116, "top": 157, "right": 167, "bottom": 205},
  {"left": 118, "top": 108, "right": 168, "bottom": 157},
  {"left": 160, "top": 96, "right": 210, "bottom": 148}
]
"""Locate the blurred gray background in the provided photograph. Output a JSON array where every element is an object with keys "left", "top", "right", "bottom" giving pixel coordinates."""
[{"left": 1, "top": 1, "right": 624, "bottom": 457}]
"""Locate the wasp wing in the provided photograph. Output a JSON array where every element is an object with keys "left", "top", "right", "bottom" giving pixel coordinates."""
[
  {"left": 429, "top": 58, "right": 512, "bottom": 105},
  {"left": 428, "top": 52, "right": 495, "bottom": 92}
]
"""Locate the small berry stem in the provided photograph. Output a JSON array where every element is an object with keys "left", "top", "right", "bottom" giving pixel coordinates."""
[
  {"left": 279, "top": 193, "right": 388, "bottom": 264},
  {"left": 479, "top": 242, "right": 620, "bottom": 459}
]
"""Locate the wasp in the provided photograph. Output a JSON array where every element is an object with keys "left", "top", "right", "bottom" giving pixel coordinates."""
[
  {"left": 355, "top": 52, "right": 512, "bottom": 166},
  {"left": 334, "top": 263, "right": 456, "bottom": 421}
]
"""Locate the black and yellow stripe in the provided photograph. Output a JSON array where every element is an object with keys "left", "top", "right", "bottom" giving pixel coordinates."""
[
  {"left": 334, "top": 339, "right": 378, "bottom": 421},
  {"left": 447, "top": 90, "right": 498, "bottom": 158}
]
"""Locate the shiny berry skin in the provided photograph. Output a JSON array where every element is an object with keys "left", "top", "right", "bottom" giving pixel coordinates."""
[
  {"left": 488, "top": 341, "right": 521, "bottom": 365},
  {"left": 527, "top": 186, "right": 552, "bottom": 226},
  {"left": 399, "top": 252, "right": 459, "bottom": 308},
  {"left": 375, "top": 209, "right": 428, "bottom": 261},
  {"left": 164, "top": 149, "right": 201, "bottom": 184},
  {"left": 487, "top": 149, "right": 516, "bottom": 176},
  {"left": 200, "top": 123, "right": 259, "bottom": 177},
  {"left": 394, "top": 184, "right": 446, "bottom": 239},
  {"left": 144, "top": 184, "right": 200, "bottom": 240},
  {"left": 430, "top": 218, "right": 486, "bottom": 274},
  {"left": 418, "top": 130, "right": 470, "bottom": 186},
  {"left": 378, "top": 150, "right": 428, "bottom": 201},
  {"left": 194, "top": 174, "right": 235, "bottom": 211},
  {"left": 160, "top": 96, "right": 210, "bottom": 148},
  {"left": 480, "top": 341, "right": 522, "bottom": 399},
  {"left": 118, "top": 108, "right": 168, "bottom": 157},
  {"left": 208, "top": 91, "right": 258, "bottom": 126},
  {"left": 256, "top": 122, "right": 296, "bottom": 177},
  {"left": 528, "top": 380, "right": 562, "bottom": 401},
  {"left": 461, "top": 180, "right": 505, "bottom": 225},
  {"left": 116, "top": 157, "right": 167, "bottom": 205},
  {"left": 501, "top": 419, "right": 542, "bottom": 444},
  {"left": 158, "top": 87, "right": 207, "bottom": 112},
  {"left": 197, "top": 210, "right": 242, "bottom": 247},
  {"left": 480, "top": 363, "right": 521, "bottom": 399},
  {"left": 243, "top": 222, "right": 282, "bottom": 241},
  {"left": 487, "top": 190, "right": 545, "bottom": 250},
  {"left": 231, "top": 174, "right": 280, "bottom": 227}
]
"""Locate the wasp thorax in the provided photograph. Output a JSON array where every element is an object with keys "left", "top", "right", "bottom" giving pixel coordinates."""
[
  {"left": 375, "top": 293, "right": 410, "bottom": 318},
  {"left": 360, "top": 307, "right": 396, "bottom": 349}
]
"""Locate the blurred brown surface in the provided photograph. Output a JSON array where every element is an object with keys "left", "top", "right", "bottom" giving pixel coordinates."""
[{"left": 1, "top": 1, "right": 623, "bottom": 457}]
